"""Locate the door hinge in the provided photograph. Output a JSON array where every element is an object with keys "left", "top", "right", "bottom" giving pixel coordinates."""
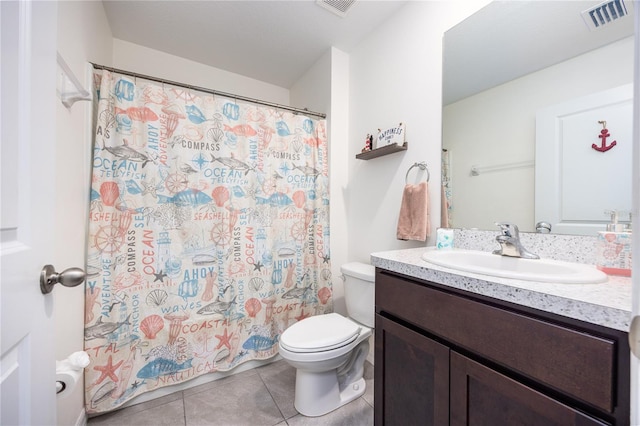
[{"left": 629, "top": 315, "right": 640, "bottom": 358}]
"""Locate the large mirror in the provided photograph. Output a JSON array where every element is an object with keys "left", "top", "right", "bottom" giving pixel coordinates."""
[{"left": 442, "top": 1, "right": 634, "bottom": 235}]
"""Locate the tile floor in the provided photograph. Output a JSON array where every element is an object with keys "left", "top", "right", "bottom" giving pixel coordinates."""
[{"left": 87, "top": 360, "right": 374, "bottom": 426}]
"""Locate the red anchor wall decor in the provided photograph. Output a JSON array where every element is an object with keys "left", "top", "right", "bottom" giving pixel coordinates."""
[{"left": 592, "top": 120, "right": 617, "bottom": 152}]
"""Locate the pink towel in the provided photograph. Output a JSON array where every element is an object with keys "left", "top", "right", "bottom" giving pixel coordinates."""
[{"left": 396, "top": 182, "right": 431, "bottom": 241}]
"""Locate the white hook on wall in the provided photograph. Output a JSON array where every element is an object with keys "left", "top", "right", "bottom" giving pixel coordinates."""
[{"left": 56, "top": 52, "right": 92, "bottom": 108}]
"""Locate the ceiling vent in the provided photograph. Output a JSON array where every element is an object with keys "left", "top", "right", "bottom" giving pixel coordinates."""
[
  {"left": 582, "top": 0, "right": 629, "bottom": 31},
  {"left": 316, "top": 0, "right": 357, "bottom": 18}
]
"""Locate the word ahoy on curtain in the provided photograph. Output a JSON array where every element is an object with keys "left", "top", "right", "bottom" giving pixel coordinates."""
[{"left": 84, "top": 68, "right": 332, "bottom": 414}]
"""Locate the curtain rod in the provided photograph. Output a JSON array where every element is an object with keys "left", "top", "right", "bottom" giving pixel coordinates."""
[{"left": 90, "top": 63, "right": 327, "bottom": 119}]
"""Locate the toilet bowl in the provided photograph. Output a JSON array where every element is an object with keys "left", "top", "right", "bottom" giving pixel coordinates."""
[{"left": 278, "top": 262, "right": 375, "bottom": 417}]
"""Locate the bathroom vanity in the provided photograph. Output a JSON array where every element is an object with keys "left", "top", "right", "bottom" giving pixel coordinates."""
[{"left": 372, "top": 247, "right": 631, "bottom": 425}]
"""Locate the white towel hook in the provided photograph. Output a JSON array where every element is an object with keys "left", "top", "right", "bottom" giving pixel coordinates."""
[
  {"left": 57, "top": 53, "right": 92, "bottom": 108},
  {"left": 405, "top": 162, "right": 429, "bottom": 184}
]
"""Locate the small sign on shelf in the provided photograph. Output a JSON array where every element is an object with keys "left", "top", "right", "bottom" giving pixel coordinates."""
[{"left": 375, "top": 122, "right": 405, "bottom": 149}]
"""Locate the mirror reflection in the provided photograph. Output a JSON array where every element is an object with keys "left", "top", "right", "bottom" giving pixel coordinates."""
[{"left": 442, "top": 0, "right": 634, "bottom": 235}]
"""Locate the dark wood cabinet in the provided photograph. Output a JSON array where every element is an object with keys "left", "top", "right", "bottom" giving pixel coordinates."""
[
  {"left": 374, "top": 268, "right": 630, "bottom": 426},
  {"left": 375, "top": 315, "right": 449, "bottom": 425},
  {"left": 450, "top": 352, "right": 608, "bottom": 426},
  {"left": 355, "top": 142, "right": 407, "bottom": 160}
]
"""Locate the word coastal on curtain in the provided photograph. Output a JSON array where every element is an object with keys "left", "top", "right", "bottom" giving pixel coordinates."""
[{"left": 85, "top": 69, "right": 332, "bottom": 413}]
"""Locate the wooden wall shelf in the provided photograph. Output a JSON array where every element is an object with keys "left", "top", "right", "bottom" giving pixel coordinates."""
[{"left": 356, "top": 142, "right": 408, "bottom": 160}]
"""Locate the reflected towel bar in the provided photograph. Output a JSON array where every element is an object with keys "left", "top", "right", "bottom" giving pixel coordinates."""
[{"left": 470, "top": 161, "right": 534, "bottom": 176}]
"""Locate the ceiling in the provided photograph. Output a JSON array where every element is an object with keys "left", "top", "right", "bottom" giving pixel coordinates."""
[
  {"left": 443, "top": 0, "right": 635, "bottom": 105},
  {"left": 102, "top": 0, "right": 408, "bottom": 89},
  {"left": 102, "top": 1, "right": 635, "bottom": 101}
]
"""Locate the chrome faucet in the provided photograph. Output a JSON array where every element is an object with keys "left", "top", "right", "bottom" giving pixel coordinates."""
[
  {"left": 493, "top": 222, "right": 539, "bottom": 259},
  {"left": 535, "top": 221, "right": 552, "bottom": 234}
]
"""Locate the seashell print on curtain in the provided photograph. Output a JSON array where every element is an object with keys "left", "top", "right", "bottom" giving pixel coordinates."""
[{"left": 84, "top": 70, "right": 332, "bottom": 413}]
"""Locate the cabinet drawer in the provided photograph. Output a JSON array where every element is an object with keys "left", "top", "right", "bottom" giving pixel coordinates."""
[{"left": 376, "top": 270, "right": 617, "bottom": 413}]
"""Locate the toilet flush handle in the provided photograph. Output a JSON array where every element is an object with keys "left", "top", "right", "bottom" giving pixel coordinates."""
[{"left": 339, "top": 274, "right": 346, "bottom": 282}]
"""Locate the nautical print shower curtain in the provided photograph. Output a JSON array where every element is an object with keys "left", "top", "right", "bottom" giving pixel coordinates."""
[
  {"left": 441, "top": 149, "right": 452, "bottom": 227},
  {"left": 84, "top": 69, "right": 332, "bottom": 413}
]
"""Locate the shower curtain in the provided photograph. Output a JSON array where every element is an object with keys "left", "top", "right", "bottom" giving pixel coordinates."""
[
  {"left": 441, "top": 149, "right": 452, "bottom": 227},
  {"left": 84, "top": 70, "right": 332, "bottom": 413}
]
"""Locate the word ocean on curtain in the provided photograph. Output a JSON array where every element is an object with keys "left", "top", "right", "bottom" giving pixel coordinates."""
[{"left": 84, "top": 70, "right": 332, "bottom": 413}]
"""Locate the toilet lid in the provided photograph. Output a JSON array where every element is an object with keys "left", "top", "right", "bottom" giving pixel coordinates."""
[{"left": 280, "top": 313, "right": 362, "bottom": 353}]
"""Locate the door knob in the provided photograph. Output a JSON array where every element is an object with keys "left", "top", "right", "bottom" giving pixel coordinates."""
[{"left": 40, "top": 265, "right": 86, "bottom": 294}]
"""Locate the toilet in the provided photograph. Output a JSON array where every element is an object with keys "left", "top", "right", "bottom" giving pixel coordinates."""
[{"left": 278, "top": 262, "right": 375, "bottom": 417}]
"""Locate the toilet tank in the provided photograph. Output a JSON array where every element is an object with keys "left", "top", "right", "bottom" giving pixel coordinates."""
[{"left": 341, "top": 262, "right": 375, "bottom": 328}]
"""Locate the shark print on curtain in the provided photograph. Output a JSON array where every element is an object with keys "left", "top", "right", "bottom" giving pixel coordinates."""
[{"left": 84, "top": 70, "right": 332, "bottom": 413}]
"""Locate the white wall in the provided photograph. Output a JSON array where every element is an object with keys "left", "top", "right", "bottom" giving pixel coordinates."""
[
  {"left": 290, "top": 47, "right": 350, "bottom": 316},
  {"left": 56, "top": 2, "right": 113, "bottom": 425},
  {"left": 347, "top": 1, "right": 488, "bottom": 262},
  {"left": 444, "top": 37, "right": 634, "bottom": 232},
  {"left": 112, "top": 39, "right": 289, "bottom": 105},
  {"left": 327, "top": 48, "right": 350, "bottom": 315}
]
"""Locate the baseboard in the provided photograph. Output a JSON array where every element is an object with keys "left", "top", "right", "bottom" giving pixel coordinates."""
[{"left": 74, "top": 408, "right": 87, "bottom": 426}]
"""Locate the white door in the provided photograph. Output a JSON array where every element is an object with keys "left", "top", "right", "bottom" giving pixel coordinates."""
[
  {"left": 632, "top": 3, "right": 640, "bottom": 425},
  {"left": 535, "top": 84, "right": 633, "bottom": 236},
  {"left": 1, "top": 1, "right": 59, "bottom": 424}
]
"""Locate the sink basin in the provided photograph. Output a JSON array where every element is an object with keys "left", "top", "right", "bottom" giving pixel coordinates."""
[{"left": 421, "top": 249, "right": 607, "bottom": 284}]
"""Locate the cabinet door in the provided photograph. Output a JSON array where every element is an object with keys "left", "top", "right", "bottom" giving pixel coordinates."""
[
  {"left": 450, "top": 352, "right": 609, "bottom": 426},
  {"left": 375, "top": 314, "right": 449, "bottom": 425}
]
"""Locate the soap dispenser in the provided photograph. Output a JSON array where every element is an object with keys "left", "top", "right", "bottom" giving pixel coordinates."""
[
  {"left": 605, "top": 210, "right": 626, "bottom": 232},
  {"left": 595, "top": 210, "right": 632, "bottom": 276}
]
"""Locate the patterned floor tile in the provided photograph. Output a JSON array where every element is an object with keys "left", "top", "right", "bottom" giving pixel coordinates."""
[
  {"left": 257, "top": 359, "right": 298, "bottom": 419},
  {"left": 184, "top": 372, "right": 283, "bottom": 426},
  {"left": 88, "top": 398, "right": 186, "bottom": 426},
  {"left": 285, "top": 398, "right": 373, "bottom": 426},
  {"left": 88, "top": 360, "right": 375, "bottom": 426}
]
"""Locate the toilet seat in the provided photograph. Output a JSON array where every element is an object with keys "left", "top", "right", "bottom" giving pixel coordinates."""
[{"left": 280, "top": 313, "right": 361, "bottom": 353}]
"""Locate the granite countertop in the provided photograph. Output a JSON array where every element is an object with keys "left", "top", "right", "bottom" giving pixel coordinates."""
[{"left": 370, "top": 247, "right": 631, "bottom": 332}]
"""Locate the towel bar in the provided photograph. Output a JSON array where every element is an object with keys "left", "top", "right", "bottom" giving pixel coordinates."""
[
  {"left": 470, "top": 160, "right": 534, "bottom": 176},
  {"left": 405, "top": 162, "right": 429, "bottom": 184}
]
